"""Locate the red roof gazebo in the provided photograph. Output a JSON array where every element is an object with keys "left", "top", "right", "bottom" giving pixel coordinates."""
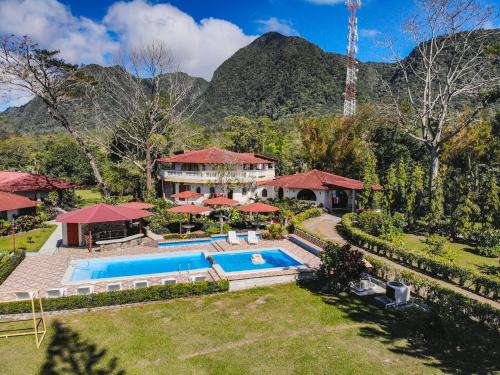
[
  {"left": 167, "top": 205, "right": 212, "bottom": 234},
  {"left": 56, "top": 204, "right": 152, "bottom": 247}
]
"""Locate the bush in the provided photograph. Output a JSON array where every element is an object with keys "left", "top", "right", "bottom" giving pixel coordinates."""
[
  {"left": 318, "top": 243, "right": 367, "bottom": 293},
  {"left": 0, "top": 220, "right": 11, "bottom": 236},
  {"left": 262, "top": 224, "right": 286, "bottom": 240},
  {"left": 0, "top": 250, "right": 25, "bottom": 285},
  {"left": 205, "top": 227, "right": 220, "bottom": 235},
  {"left": 424, "top": 234, "right": 449, "bottom": 256},
  {"left": 342, "top": 213, "right": 499, "bottom": 300},
  {"left": 471, "top": 246, "right": 500, "bottom": 258},
  {"left": 356, "top": 210, "right": 385, "bottom": 236},
  {"left": 0, "top": 280, "right": 230, "bottom": 315}
]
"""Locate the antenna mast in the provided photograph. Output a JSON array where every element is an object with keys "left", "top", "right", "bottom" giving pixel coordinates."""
[{"left": 343, "top": 0, "right": 361, "bottom": 117}]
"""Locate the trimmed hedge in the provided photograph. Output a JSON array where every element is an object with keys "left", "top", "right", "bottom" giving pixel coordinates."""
[
  {"left": 366, "top": 256, "right": 500, "bottom": 331},
  {"left": 0, "top": 250, "right": 25, "bottom": 285},
  {"left": 0, "top": 280, "right": 229, "bottom": 315},
  {"left": 289, "top": 208, "right": 323, "bottom": 232},
  {"left": 342, "top": 213, "right": 499, "bottom": 300},
  {"left": 163, "top": 233, "right": 213, "bottom": 240}
]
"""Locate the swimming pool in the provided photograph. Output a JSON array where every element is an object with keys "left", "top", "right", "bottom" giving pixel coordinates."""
[
  {"left": 68, "top": 251, "right": 211, "bottom": 282},
  {"left": 210, "top": 249, "right": 302, "bottom": 273},
  {"left": 158, "top": 233, "right": 260, "bottom": 247}
]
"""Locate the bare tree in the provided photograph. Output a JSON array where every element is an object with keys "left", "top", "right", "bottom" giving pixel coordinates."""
[
  {"left": 384, "top": 0, "right": 499, "bottom": 203},
  {"left": 86, "top": 41, "right": 202, "bottom": 192},
  {"left": 0, "top": 35, "right": 110, "bottom": 196}
]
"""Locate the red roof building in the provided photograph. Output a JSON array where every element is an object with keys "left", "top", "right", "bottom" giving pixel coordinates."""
[
  {"left": 158, "top": 147, "right": 274, "bottom": 165},
  {"left": 0, "top": 191, "right": 39, "bottom": 221},
  {"left": 158, "top": 147, "right": 276, "bottom": 205},
  {"left": 259, "top": 170, "right": 383, "bottom": 211},
  {"left": 0, "top": 171, "right": 76, "bottom": 200}
]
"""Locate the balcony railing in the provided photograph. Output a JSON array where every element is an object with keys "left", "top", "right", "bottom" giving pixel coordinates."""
[{"left": 159, "top": 169, "right": 274, "bottom": 181}]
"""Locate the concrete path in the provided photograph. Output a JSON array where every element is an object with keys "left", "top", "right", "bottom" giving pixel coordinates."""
[
  {"left": 302, "top": 214, "right": 500, "bottom": 309},
  {"left": 37, "top": 220, "right": 62, "bottom": 256}
]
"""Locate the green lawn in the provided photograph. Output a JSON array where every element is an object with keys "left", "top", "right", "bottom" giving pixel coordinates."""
[
  {"left": 1, "top": 283, "right": 497, "bottom": 374},
  {"left": 76, "top": 189, "right": 104, "bottom": 207},
  {"left": 0, "top": 225, "right": 57, "bottom": 252},
  {"left": 402, "top": 233, "right": 499, "bottom": 277}
]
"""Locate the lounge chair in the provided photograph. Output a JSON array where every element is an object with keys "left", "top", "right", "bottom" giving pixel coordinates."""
[
  {"left": 228, "top": 231, "right": 240, "bottom": 245},
  {"left": 107, "top": 283, "right": 122, "bottom": 292},
  {"left": 47, "top": 288, "right": 66, "bottom": 298},
  {"left": 247, "top": 231, "right": 258, "bottom": 244},
  {"left": 161, "top": 278, "right": 177, "bottom": 285},
  {"left": 190, "top": 275, "right": 207, "bottom": 283},
  {"left": 76, "top": 286, "right": 94, "bottom": 295},
  {"left": 133, "top": 280, "right": 149, "bottom": 289}
]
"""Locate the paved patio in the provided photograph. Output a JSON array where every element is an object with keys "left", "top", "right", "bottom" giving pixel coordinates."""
[{"left": 0, "top": 237, "right": 320, "bottom": 301}]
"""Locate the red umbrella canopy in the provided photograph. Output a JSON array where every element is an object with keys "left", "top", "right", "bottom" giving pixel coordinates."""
[
  {"left": 167, "top": 205, "right": 213, "bottom": 214},
  {"left": 118, "top": 202, "right": 155, "bottom": 210},
  {"left": 56, "top": 203, "right": 152, "bottom": 224},
  {"left": 203, "top": 197, "right": 238, "bottom": 206},
  {"left": 238, "top": 202, "right": 280, "bottom": 213},
  {"left": 171, "top": 191, "right": 203, "bottom": 199}
]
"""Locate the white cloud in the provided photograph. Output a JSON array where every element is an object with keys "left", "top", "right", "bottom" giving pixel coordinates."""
[
  {"left": 304, "top": 0, "right": 344, "bottom": 5},
  {"left": 104, "top": 1, "right": 256, "bottom": 80},
  {"left": 255, "top": 17, "right": 299, "bottom": 36},
  {"left": 0, "top": 0, "right": 118, "bottom": 65},
  {"left": 360, "top": 28, "right": 381, "bottom": 38}
]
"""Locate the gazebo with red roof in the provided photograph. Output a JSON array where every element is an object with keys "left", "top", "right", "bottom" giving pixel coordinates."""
[
  {"left": 56, "top": 203, "right": 152, "bottom": 247},
  {"left": 260, "top": 169, "right": 383, "bottom": 211},
  {"left": 0, "top": 191, "right": 40, "bottom": 221}
]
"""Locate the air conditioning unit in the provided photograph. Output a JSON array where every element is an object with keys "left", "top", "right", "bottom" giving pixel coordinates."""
[{"left": 386, "top": 281, "right": 410, "bottom": 305}]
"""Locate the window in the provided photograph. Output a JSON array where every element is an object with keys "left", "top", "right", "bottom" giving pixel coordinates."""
[
  {"left": 278, "top": 187, "right": 284, "bottom": 199},
  {"left": 242, "top": 187, "right": 248, "bottom": 195},
  {"left": 261, "top": 189, "right": 268, "bottom": 198},
  {"left": 209, "top": 186, "right": 215, "bottom": 195},
  {"left": 196, "top": 187, "right": 201, "bottom": 194}
]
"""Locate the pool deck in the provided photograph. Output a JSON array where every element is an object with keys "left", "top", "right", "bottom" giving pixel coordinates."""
[{"left": 0, "top": 237, "right": 320, "bottom": 301}]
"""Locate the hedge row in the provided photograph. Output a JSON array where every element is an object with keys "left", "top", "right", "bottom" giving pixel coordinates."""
[
  {"left": 0, "top": 280, "right": 229, "bottom": 315},
  {"left": 366, "top": 256, "right": 500, "bottom": 331},
  {"left": 342, "top": 213, "right": 499, "bottom": 300},
  {"left": 163, "top": 233, "right": 213, "bottom": 240},
  {"left": 0, "top": 250, "right": 25, "bottom": 285},
  {"left": 289, "top": 208, "right": 323, "bottom": 231}
]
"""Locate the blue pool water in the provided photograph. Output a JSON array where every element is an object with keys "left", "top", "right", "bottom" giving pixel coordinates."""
[
  {"left": 158, "top": 233, "right": 260, "bottom": 247},
  {"left": 211, "top": 249, "right": 302, "bottom": 273},
  {"left": 70, "top": 251, "right": 211, "bottom": 281}
]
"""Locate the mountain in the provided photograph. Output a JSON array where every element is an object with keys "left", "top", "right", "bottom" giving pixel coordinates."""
[
  {"left": 2, "top": 30, "right": 498, "bottom": 132},
  {"left": 196, "top": 32, "right": 392, "bottom": 123}
]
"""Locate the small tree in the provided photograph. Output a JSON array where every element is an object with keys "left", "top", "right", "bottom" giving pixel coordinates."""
[
  {"left": 359, "top": 152, "right": 380, "bottom": 209},
  {"left": 406, "top": 164, "right": 425, "bottom": 222},
  {"left": 383, "top": 164, "right": 397, "bottom": 213},
  {"left": 318, "top": 243, "right": 367, "bottom": 294}
]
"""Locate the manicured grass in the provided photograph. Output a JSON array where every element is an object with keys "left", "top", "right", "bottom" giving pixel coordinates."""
[
  {"left": 0, "top": 225, "right": 57, "bottom": 252},
  {"left": 76, "top": 189, "right": 103, "bottom": 207},
  {"left": 402, "top": 233, "right": 499, "bottom": 277},
  {"left": 1, "top": 283, "right": 497, "bottom": 374}
]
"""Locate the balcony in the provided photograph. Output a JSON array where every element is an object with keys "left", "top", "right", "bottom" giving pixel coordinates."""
[{"left": 159, "top": 169, "right": 274, "bottom": 183}]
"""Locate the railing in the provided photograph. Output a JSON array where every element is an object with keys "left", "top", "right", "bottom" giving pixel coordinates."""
[{"left": 159, "top": 169, "right": 274, "bottom": 181}]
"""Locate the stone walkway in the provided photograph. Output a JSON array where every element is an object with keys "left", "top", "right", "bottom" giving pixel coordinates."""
[
  {"left": 37, "top": 221, "right": 62, "bottom": 256},
  {"left": 302, "top": 214, "right": 500, "bottom": 309}
]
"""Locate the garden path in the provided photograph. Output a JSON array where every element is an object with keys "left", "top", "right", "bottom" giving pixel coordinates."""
[{"left": 302, "top": 214, "right": 500, "bottom": 309}]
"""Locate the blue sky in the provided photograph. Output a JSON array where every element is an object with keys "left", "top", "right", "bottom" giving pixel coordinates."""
[
  {"left": 59, "top": 0, "right": 418, "bottom": 62},
  {"left": 0, "top": 0, "right": 497, "bottom": 110}
]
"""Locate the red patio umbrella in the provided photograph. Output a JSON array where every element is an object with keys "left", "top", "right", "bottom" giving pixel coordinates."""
[
  {"left": 118, "top": 201, "right": 155, "bottom": 210},
  {"left": 238, "top": 202, "right": 280, "bottom": 230},
  {"left": 238, "top": 202, "right": 280, "bottom": 213},
  {"left": 204, "top": 197, "right": 238, "bottom": 233},
  {"left": 167, "top": 205, "right": 212, "bottom": 234},
  {"left": 171, "top": 191, "right": 203, "bottom": 201}
]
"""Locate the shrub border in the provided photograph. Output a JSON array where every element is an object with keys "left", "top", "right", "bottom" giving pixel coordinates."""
[
  {"left": 0, "top": 280, "right": 229, "bottom": 315},
  {"left": 341, "top": 213, "right": 499, "bottom": 300},
  {"left": 0, "top": 250, "right": 25, "bottom": 285}
]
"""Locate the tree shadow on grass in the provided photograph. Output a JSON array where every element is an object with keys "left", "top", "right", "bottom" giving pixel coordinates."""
[
  {"left": 298, "top": 280, "right": 500, "bottom": 375},
  {"left": 476, "top": 264, "right": 500, "bottom": 277},
  {"left": 40, "top": 320, "right": 125, "bottom": 375}
]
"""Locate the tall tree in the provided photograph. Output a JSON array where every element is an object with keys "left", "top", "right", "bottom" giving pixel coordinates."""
[
  {"left": 86, "top": 41, "right": 202, "bottom": 192},
  {"left": 0, "top": 35, "right": 109, "bottom": 195},
  {"left": 385, "top": 0, "right": 499, "bottom": 207}
]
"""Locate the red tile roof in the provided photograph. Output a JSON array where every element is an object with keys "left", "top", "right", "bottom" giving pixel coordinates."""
[
  {"left": 0, "top": 191, "right": 40, "bottom": 212},
  {"left": 56, "top": 203, "right": 152, "bottom": 224},
  {"left": 158, "top": 147, "right": 273, "bottom": 164},
  {"left": 0, "top": 172, "right": 76, "bottom": 193},
  {"left": 117, "top": 202, "right": 155, "bottom": 210},
  {"left": 261, "top": 170, "right": 383, "bottom": 191}
]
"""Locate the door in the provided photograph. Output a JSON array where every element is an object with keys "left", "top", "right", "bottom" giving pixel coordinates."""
[{"left": 67, "top": 223, "right": 79, "bottom": 247}]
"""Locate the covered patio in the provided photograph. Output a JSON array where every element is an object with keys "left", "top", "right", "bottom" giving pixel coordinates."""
[{"left": 56, "top": 204, "right": 152, "bottom": 247}]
